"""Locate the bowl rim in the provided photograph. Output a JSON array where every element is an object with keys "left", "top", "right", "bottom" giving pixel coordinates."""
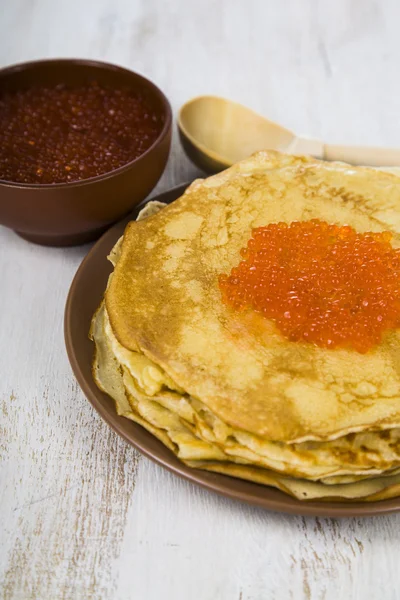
[{"left": 0, "top": 57, "right": 172, "bottom": 190}]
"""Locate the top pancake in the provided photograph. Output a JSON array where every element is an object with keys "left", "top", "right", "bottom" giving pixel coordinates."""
[{"left": 106, "top": 151, "right": 400, "bottom": 442}]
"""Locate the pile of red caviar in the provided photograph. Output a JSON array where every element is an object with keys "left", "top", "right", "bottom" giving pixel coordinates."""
[
  {"left": 0, "top": 81, "right": 163, "bottom": 184},
  {"left": 219, "top": 220, "right": 400, "bottom": 353}
]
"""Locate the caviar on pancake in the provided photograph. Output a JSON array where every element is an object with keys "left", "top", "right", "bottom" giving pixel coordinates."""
[
  {"left": 0, "top": 81, "right": 163, "bottom": 184},
  {"left": 219, "top": 220, "right": 400, "bottom": 353}
]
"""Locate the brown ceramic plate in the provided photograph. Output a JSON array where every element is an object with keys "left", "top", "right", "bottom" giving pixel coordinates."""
[{"left": 65, "top": 183, "right": 400, "bottom": 517}]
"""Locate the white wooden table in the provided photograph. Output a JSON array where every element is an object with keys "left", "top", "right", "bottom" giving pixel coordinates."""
[{"left": 2, "top": 1, "right": 400, "bottom": 598}]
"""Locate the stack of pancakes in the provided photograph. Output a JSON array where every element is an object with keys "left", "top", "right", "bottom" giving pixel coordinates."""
[{"left": 90, "top": 151, "right": 400, "bottom": 501}]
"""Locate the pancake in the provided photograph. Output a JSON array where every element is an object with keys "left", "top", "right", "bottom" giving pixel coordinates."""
[
  {"left": 90, "top": 151, "right": 400, "bottom": 501},
  {"left": 106, "top": 151, "right": 400, "bottom": 443},
  {"left": 90, "top": 299, "right": 400, "bottom": 500},
  {"left": 92, "top": 300, "right": 400, "bottom": 477}
]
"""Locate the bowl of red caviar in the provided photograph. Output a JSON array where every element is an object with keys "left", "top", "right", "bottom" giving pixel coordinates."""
[{"left": 0, "top": 58, "right": 172, "bottom": 246}]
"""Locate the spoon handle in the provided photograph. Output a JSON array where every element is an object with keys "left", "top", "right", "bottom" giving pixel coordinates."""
[{"left": 323, "top": 143, "right": 400, "bottom": 167}]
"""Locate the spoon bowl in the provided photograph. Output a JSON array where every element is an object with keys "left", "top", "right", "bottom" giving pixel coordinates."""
[{"left": 178, "top": 96, "right": 295, "bottom": 173}]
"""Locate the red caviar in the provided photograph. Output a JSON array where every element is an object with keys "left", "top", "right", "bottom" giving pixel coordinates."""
[
  {"left": 219, "top": 220, "right": 400, "bottom": 352},
  {"left": 0, "top": 81, "right": 163, "bottom": 184}
]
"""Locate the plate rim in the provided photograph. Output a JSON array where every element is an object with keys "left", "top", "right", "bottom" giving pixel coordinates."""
[{"left": 64, "top": 183, "right": 400, "bottom": 518}]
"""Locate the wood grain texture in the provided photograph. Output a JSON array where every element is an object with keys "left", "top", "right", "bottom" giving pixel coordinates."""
[{"left": 1, "top": 1, "right": 400, "bottom": 598}]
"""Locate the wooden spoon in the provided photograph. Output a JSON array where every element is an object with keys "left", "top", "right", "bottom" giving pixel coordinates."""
[{"left": 178, "top": 95, "right": 400, "bottom": 173}]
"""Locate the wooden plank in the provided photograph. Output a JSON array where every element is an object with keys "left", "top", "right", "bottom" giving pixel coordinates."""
[{"left": 1, "top": 0, "right": 400, "bottom": 598}]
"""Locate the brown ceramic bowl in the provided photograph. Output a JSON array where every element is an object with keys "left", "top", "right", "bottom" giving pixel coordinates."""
[{"left": 0, "top": 58, "right": 172, "bottom": 246}]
